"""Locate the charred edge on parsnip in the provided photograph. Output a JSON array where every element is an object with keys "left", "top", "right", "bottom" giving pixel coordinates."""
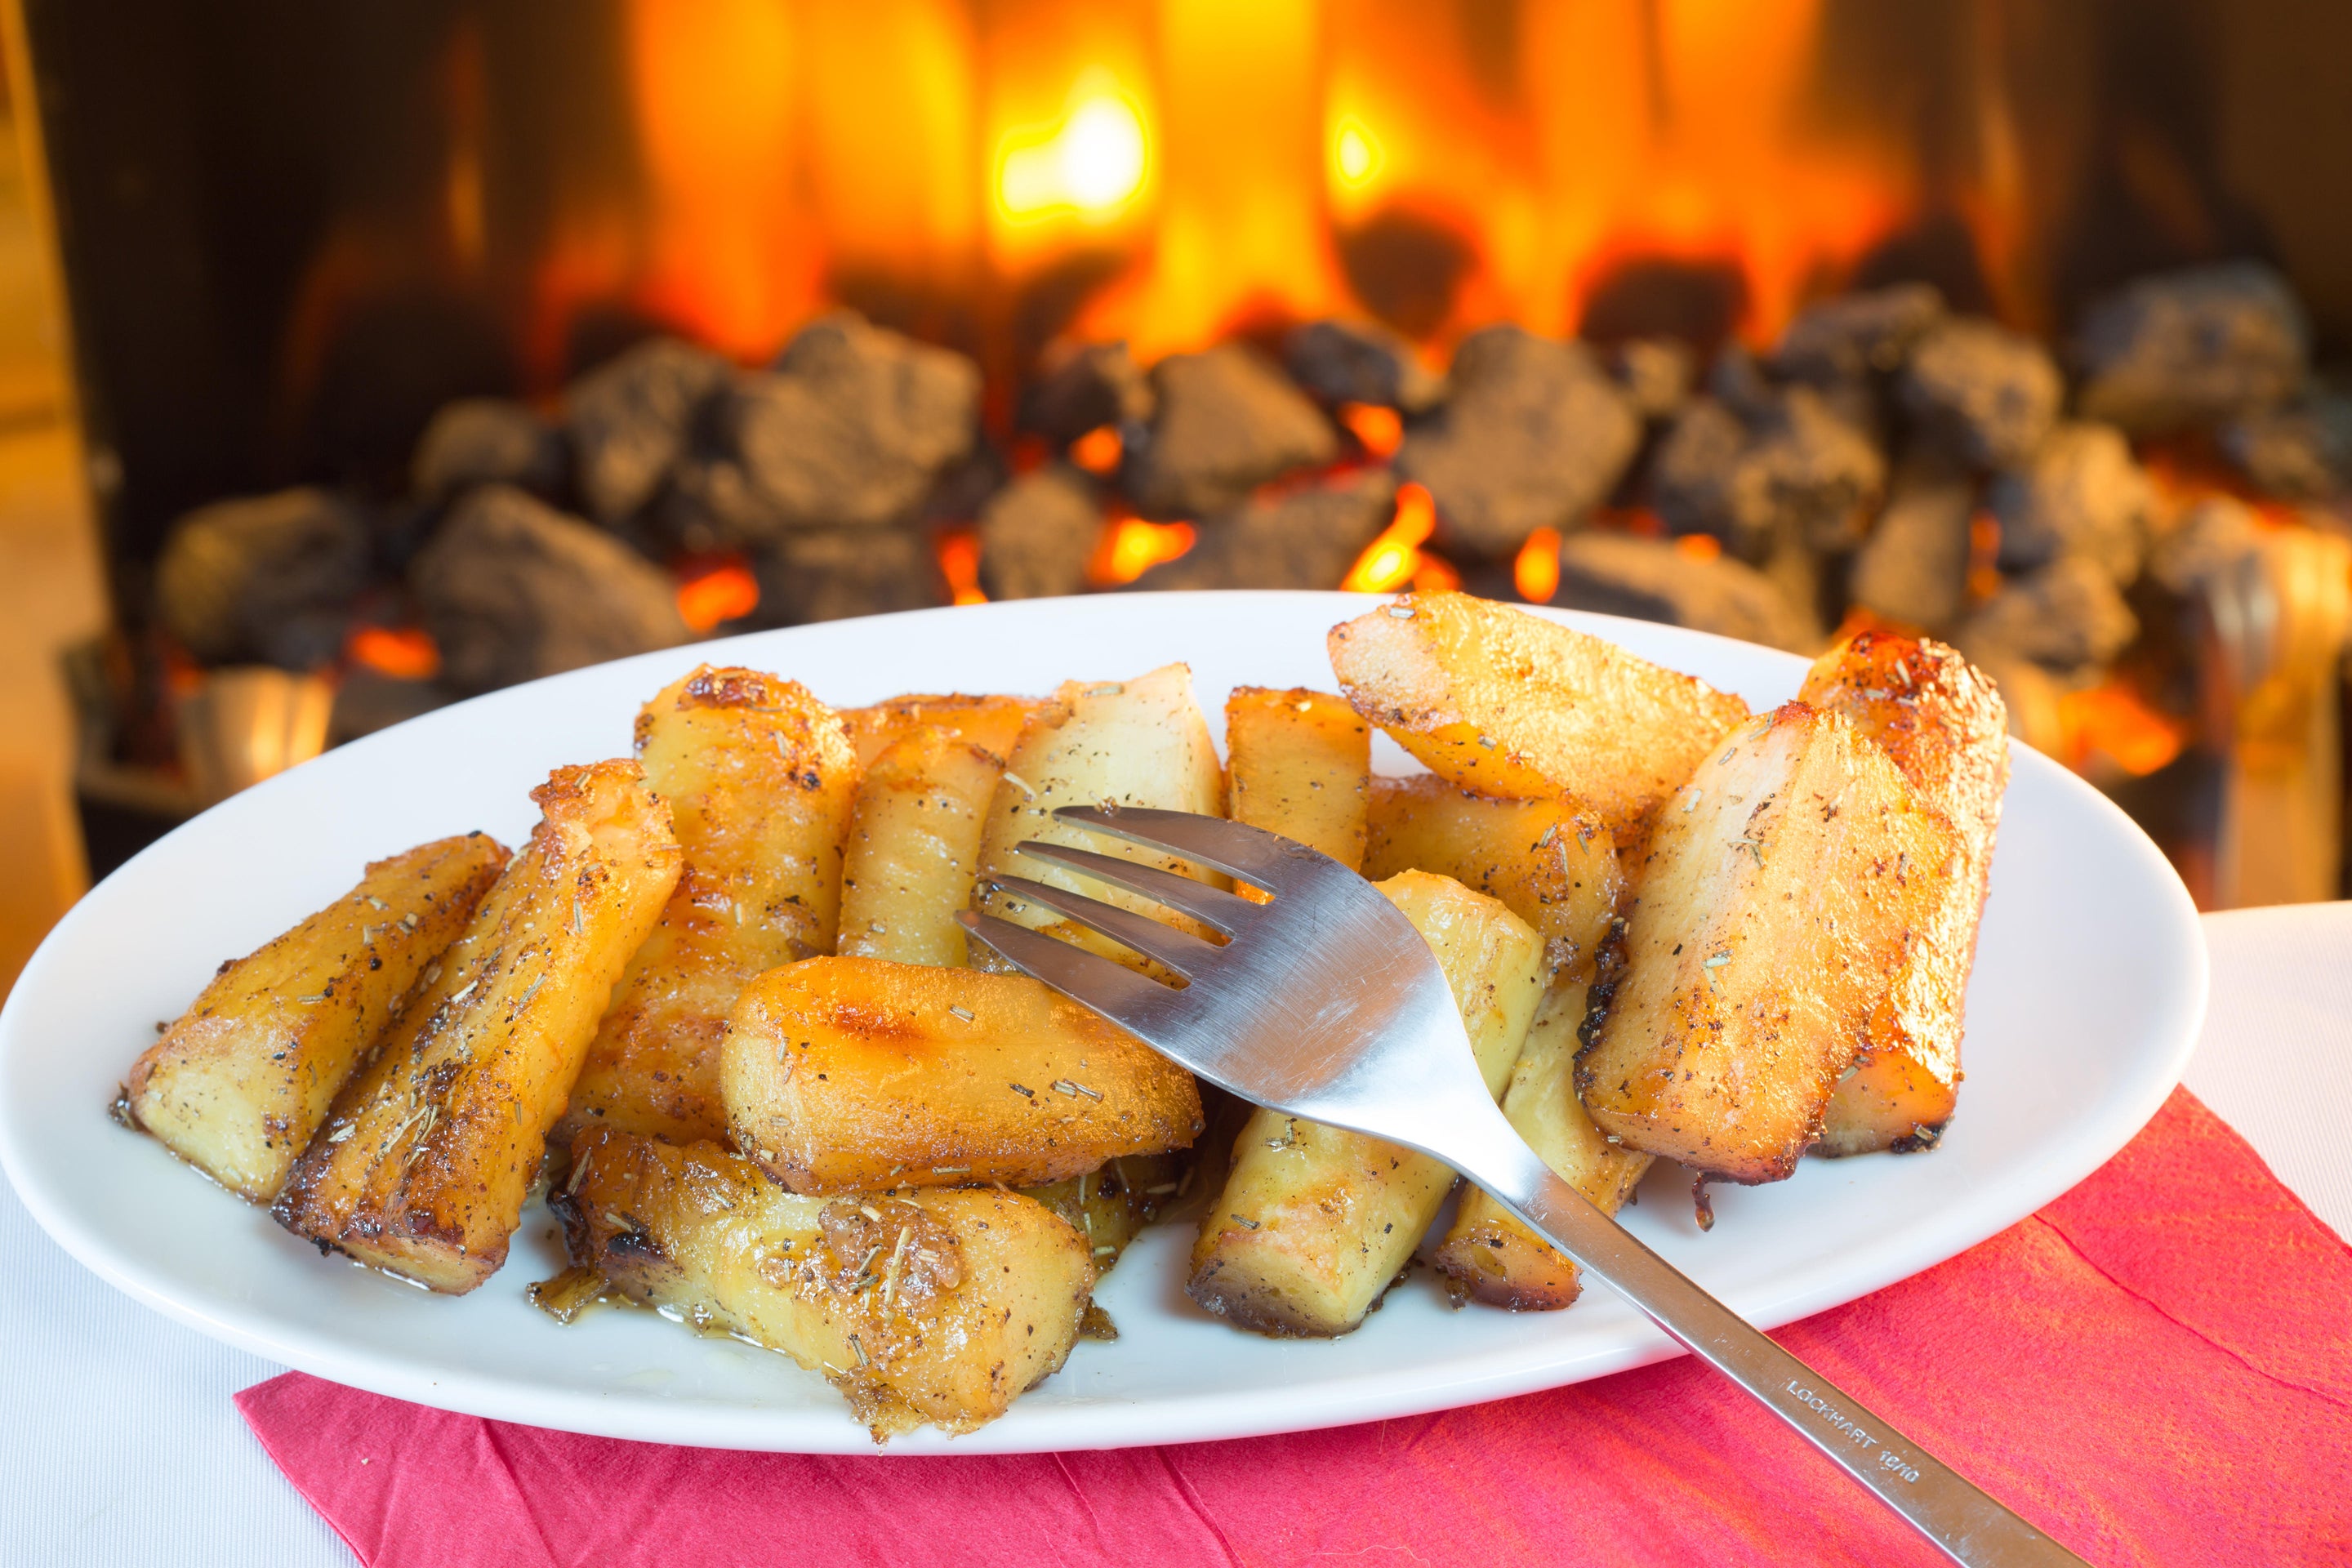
[{"left": 1573, "top": 916, "right": 1630, "bottom": 1062}]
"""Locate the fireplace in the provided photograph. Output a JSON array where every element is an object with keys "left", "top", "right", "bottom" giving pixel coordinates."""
[{"left": 17, "top": 0, "right": 2352, "bottom": 903}]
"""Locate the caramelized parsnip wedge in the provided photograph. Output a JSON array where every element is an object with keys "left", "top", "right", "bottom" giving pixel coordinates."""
[
  {"left": 1364, "top": 776, "right": 1622, "bottom": 979},
  {"left": 722, "top": 957, "right": 1201, "bottom": 1194},
  {"left": 1801, "top": 632, "right": 2008, "bottom": 1156},
  {"left": 970, "top": 664, "right": 1225, "bottom": 935},
  {"left": 840, "top": 693, "right": 1038, "bottom": 768},
  {"left": 557, "top": 1131, "right": 1091, "bottom": 1441},
  {"left": 1578, "top": 703, "right": 1961, "bottom": 1184},
  {"left": 1328, "top": 592, "right": 1748, "bottom": 830},
  {"left": 837, "top": 726, "right": 1004, "bottom": 968},
  {"left": 557, "top": 667, "right": 857, "bottom": 1147},
  {"left": 1020, "top": 1151, "right": 1187, "bottom": 1279},
  {"left": 1188, "top": 871, "right": 1544, "bottom": 1338},
  {"left": 1432, "top": 980, "right": 1650, "bottom": 1309},
  {"left": 126, "top": 834, "right": 509, "bottom": 1201},
  {"left": 274, "top": 761, "right": 681, "bottom": 1291},
  {"left": 1223, "top": 686, "right": 1370, "bottom": 869}
]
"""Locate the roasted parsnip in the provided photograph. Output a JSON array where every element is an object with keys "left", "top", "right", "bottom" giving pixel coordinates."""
[
  {"left": 1431, "top": 979, "right": 1650, "bottom": 1309},
  {"left": 1802, "top": 632, "right": 2008, "bottom": 1156},
  {"left": 722, "top": 956, "right": 1202, "bottom": 1193},
  {"left": 1223, "top": 686, "right": 1370, "bottom": 868},
  {"left": 558, "top": 1130, "right": 1091, "bottom": 1441},
  {"left": 840, "top": 692, "right": 1038, "bottom": 768},
  {"left": 274, "top": 761, "right": 682, "bottom": 1291},
  {"left": 125, "top": 834, "right": 509, "bottom": 1201},
  {"left": 837, "top": 725, "right": 1004, "bottom": 967},
  {"left": 557, "top": 667, "right": 857, "bottom": 1147},
  {"left": 1363, "top": 776, "right": 1622, "bottom": 978},
  {"left": 1188, "top": 871, "right": 1544, "bottom": 1337},
  {"left": 969, "top": 664, "right": 1225, "bottom": 946},
  {"left": 1329, "top": 592, "right": 1748, "bottom": 829},
  {"left": 1020, "top": 1152, "right": 1187, "bottom": 1279},
  {"left": 1577, "top": 703, "right": 1960, "bottom": 1184}
]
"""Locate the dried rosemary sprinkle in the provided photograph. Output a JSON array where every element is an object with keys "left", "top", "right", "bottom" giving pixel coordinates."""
[
  {"left": 947, "top": 1004, "right": 975, "bottom": 1023},
  {"left": 880, "top": 1226, "right": 913, "bottom": 1311},
  {"left": 1231, "top": 1214, "right": 1261, "bottom": 1230},
  {"left": 326, "top": 1123, "right": 356, "bottom": 1143},
  {"left": 848, "top": 1334, "right": 868, "bottom": 1368},
  {"left": 1009, "top": 1082, "right": 1034, "bottom": 1098},
  {"left": 366, "top": 896, "right": 389, "bottom": 911},
  {"left": 1384, "top": 604, "right": 1414, "bottom": 619},
  {"left": 1000, "top": 770, "right": 1038, "bottom": 801},
  {"left": 859, "top": 1205, "right": 884, "bottom": 1222},
  {"left": 1145, "top": 1182, "right": 1179, "bottom": 1196}
]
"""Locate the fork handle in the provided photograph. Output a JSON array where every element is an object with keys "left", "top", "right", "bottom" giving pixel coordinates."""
[{"left": 1459, "top": 1135, "right": 2085, "bottom": 1566}]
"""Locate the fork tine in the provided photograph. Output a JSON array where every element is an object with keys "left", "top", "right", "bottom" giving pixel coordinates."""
[
  {"left": 954, "top": 912, "right": 1182, "bottom": 1042},
  {"left": 1050, "top": 804, "right": 1310, "bottom": 890},
  {"left": 985, "top": 874, "right": 1225, "bottom": 975},
  {"left": 1010, "top": 841, "right": 1258, "bottom": 935}
]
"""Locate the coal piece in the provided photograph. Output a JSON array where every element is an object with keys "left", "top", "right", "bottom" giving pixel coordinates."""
[
  {"left": 727, "top": 311, "right": 982, "bottom": 537},
  {"left": 1898, "top": 318, "right": 2061, "bottom": 470},
  {"left": 1018, "top": 341, "right": 1154, "bottom": 444},
  {"left": 2221, "top": 394, "right": 2352, "bottom": 501},
  {"left": 1120, "top": 343, "right": 1339, "bottom": 519},
  {"left": 2146, "top": 496, "right": 2265, "bottom": 598},
  {"left": 1553, "top": 532, "right": 1815, "bottom": 653},
  {"left": 1283, "top": 319, "right": 1444, "bottom": 412},
  {"left": 978, "top": 466, "right": 1101, "bottom": 601},
  {"left": 1129, "top": 470, "right": 1396, "bottom": 592},
  {"left": 2072, "top": 262, "right": 2310, "bottom": 437},
  {"left": 1650, "top": 388, "right": 1884, "bottom": 559},
  {"left": 751, "top": 525, "right": 950, "bottom": 626},
  {"left": 564, "top": 337, "right": 733, "bottom": 526},
  {"left": 154, "top": 488, "right": 372, "bottom": 670},
  {"left": 1772, "top": 283, "right": 1945, "bottom": 385},
  {"left": 1958, "top": 554, "right": 2137, "bottom": 679},
  {"left": 1988, "top": 421, "right": 2151, "bottom": 585},
  {"left": 1846, "top": 457, "right": 1976, "bottom": 635},
  {"left": 410, "top": 485, "right": 692, "bottom": 693},
  {"left": 1608, "top": 337, "right": 1695, "bottom": 422},
  {"left": 411, "top": 398, "right": 565, "bottom": 501},
  {"left": 1396, "top": 325, "right": 1640, "bottom": 556}
]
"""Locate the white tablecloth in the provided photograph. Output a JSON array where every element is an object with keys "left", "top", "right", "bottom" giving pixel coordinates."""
[{"left": 4, "top": 905, "right": 2346, "bottom": 1566}]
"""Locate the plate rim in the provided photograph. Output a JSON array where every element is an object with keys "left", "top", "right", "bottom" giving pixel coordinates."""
[{"left": 0, "top": 591, "right": 2210, "bottom": 1454}]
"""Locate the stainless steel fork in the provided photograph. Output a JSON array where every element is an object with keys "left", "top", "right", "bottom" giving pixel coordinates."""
[{"left": 958, "top": 804, "right": 2082, "bottom": 1568}]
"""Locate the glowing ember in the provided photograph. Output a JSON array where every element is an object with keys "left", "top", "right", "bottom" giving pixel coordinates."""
[
  {"left": 674, "top": 556, "right": 760, "bottom": 631},
  {"left": 935, "top": 529, "right": 987, "bottom": 606},
  {"left": 2060, "top": 679, "right": 2188, "bottom": 779},
  {"left": 1514, "top": 527, "right": 1563, "bottom": 603},
  {"left": 1068, "top": 425, "right": 1124, "bottom": 475},
  {"left": 346, "top": 626, "right": 442, "bottom": 682},
  {"left": 1337, "top": 403, "right": 1403, "bottom": 459},
  {"left": 1412, "top": 555, "right": 1462, "bottom": 593},
  {"left": 1967, "top": 511, "right": 2003, "bottom": 604},
  {"left": 1341, "top": 482, "right": 1437, "bottom": 594},
  {"left": 1673, "top": 533, "right": 1723, "bottom": 563},
  {"left": 1086, "top": 517, "right": 1196, "bottom": 586}
]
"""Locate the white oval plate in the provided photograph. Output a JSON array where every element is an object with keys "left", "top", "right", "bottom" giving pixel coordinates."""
[{"left": 0, "top": 592, "right": 2206, "bottom": 1454}]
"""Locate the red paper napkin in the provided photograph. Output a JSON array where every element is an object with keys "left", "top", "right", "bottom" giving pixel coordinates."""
[{"left": 238, "top": 1089, "right": 2352, "bottom": 1567}]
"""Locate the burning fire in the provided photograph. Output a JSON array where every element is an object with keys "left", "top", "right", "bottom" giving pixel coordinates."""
[
  {"left": 345, "top": 626, "right": 442, "bottom": 682},
  {"left": 2060, "top": 677, "right": 2188, "bottom": 779},
  {"left": 935, "top": 529, "right": 987, "bottom": 606},
  {"left": 674, "top": 555, "right": 761, "bottom": 631},
  {"left": 1336, "top": 403, "right": 1403, "bottom": 460},
  {"left": 1068, "top": 425, "right": 1125, "bottom": 476},
  {"left": 996, "top": 69, "right": 1150, "bottom": 226},
  {"left": 1087, "top": 516, "right": 1196, "bottom": 586},
  {"left": 1514, "top": 528, "right": 1563, "bottom": 603},
  {"left": 1341, "top": 483, "right": 1438, "bottom": 595}
]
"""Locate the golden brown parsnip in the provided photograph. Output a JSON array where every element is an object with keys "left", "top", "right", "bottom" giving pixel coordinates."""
[
  {"left": 1432, "top": 980, "right": 1650, "bottom": 1309},
  {"left": 1187, "top": 871, "right": 1544, "bottom": 1338},
  {"left": 1577, "top": 703, "right": 1960, "bottom": 1184},
  {"left": 970, "top": 664, "right": 1225, "bottom": 936},
  {"left": 126, "top": 834, "right": 509, "bottom": 1201},
  {"left": 1020, "top": 1152, "right": 1187, "bottom": 1279},
  {"left": 274, "top": 761, "right": 682, "bottom": 1291},
  {"left": 722, "top": 957, "right": 1201, "bottom": 1193},
  {"left": 1328, "top": 592, "right": 1748, "bottom": 829},
  {"left": 1801, "top": 632, "right": 2008, "bottom": 1156},
  {"left": 837, "top": 726, "right": 1004, "bottom": 968},
  {"left": 557, "top": 1130, "right": 1091, "bottom": 1441},
  {"left": 839, "top": 693, "right": 1038, "bottom": 768},
  {"left": 1363, "top": 776, "right": 1622, "bottom": 978},
  {"left": 557, "top": 666, "right": 857, "bottom": 1147},
  {"left": 1223, "top": 686, "right": 1370, "bottom": 868}
]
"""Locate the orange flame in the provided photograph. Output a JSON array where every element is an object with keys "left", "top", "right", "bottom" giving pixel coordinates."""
[
  {"left": 1086, "top": 517, "right": 1196, "bottom": 586},
  {"left": 1515, "top": 527, "right": 1562, "bottom": 602},
  {"left": 1341, "top": 482, "right": 1437, "bottom": 594},
  {"left": 346, "top": 626, "right": 443, "bottom": 682},
  {"left": 1068, "top": 425, "right": 1124, "bottom": 475},
  {"left": 2060, "top": 678, "right": 2188, "bottom": 779},
  {"left": 1674, "top": 532, "right": 1723, "bottom": 563},
  {"left": 936, "top": 529, "right": 987, "bottom": 605},
  {"left": 674, "top": 556, "right": 761, "bottom": 630},
  {"left": 1338, "top": 403, "right": 1403, "bottom": 460}
]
